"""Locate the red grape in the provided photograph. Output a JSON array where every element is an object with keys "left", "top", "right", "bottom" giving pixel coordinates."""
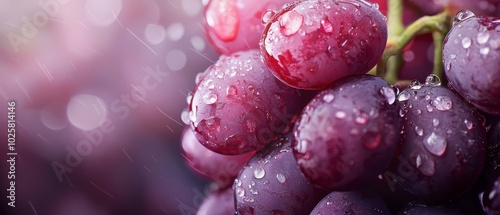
[
  {"left": 189, "top": 49, "right": 305, "bottom": 155},
  {"left": 443, "top": 12, "right": 500, "bottom": 115},
  {"left": 293, "top": 74, "right": 402, "bottom": 190},
  {"left": 260, "top": 0, "right": 388, "bottom": 89}
]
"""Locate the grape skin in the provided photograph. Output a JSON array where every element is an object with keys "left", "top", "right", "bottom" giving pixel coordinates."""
[
  {"left": 310, "top": 190, "right": 390, "bottom": 215},
  {"left": 260, "top": 0, "right": 388, "bottom": 89},
  {"left": 234, "top": 134, "right": 324, "bottom": 215},
  {"left": 443, "top": 15, "right": 500, "bottom": 115},
  {"left": 181, "top": 126, "right": 254, "bottom": 187},
  {"left": 389, "top": 85, "right": 486, "bottom": 200},
  {"left": 189, "top": 49, "right": 305, "bottom": 155},
  {"left": 293, "top": 74, "right": 402, "bottom": 190}
]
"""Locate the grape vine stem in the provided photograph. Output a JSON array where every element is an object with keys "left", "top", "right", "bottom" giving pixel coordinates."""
[{"left": 372, "top": 2, "right": 452, "bottom": 84}]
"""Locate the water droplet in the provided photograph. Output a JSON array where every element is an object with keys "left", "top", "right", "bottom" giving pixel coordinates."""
[
  {"left": 226, "top": 85, "right": 238, "bottom": 97},
  {"left": 189, "top": 111, "right": 197, "bottom": 123},
  {"left": 453, "top": 10, "right": 476, "bottom": 26},
  {"left": 296, "top": 140, "right": 310, "bottom": 154},
  {"left": 480, "top": 47, "right": 490, "bottom": 56},
  {"left": 371, "top": 2, "right": 379, "bottom": 10},
  {"left": 279, "top": 10, "right": 303, "bottom": 36},
  {"left": 410, "top": 80, "right": 422, "bottom": 90},
  {"left": 424, "top": 132, "right": 447, "bottom": 156},
  {"left": 415, "top": 126, "right": 424, "bottom": 136},
  {"left": 335, "top": 111, "right": 346, "bottom": 119},
  {"left": 195, "top": 73, "right": 204, "bottom": 84},
  {"left": 380, "top": 87, "right": 396, "bottom": 105},
  {"left": 225, "top": 68, "right": 236, "bottom": 77},
  {"left": 432, "top": 96, "right": 453, "bottom": 111},
  {"left": 425, "top": 95, "right": 431, "bottom": 100},
  {"left": 398, "top": 91, "right": 411, "bottom": 102},
  {"left": 433, "top": 118, "right": 440, "bottom": 127},
  {"left": 214, "top": 69, "right": 225, "bottom": 78},
  {"left": 186, "top": 93, "right": 193, "bottom": 104},
  {"left": 416, "top": 110, "right": 422, "bottom": 115},
  {"left": 477, "top": 32, "right": 490, "bottom": 44},
  {"left": 276, "top": 174, "right": 286, "bottom": 183},
  {"left": 203, "top": 92, "right": 218, "bottom": 104},
  {"left": 321, "top": 18, "right": 333, "bottom": 33},
  {"left": 261, "top": 10, "right": 276, "bottom": 25},
  {"left": 203, "top": 79, "right": 215, "bottom": 89},
  {"left": 326, "top": 201, "right": 334, "bottom": 205},
  {"left": 464, "top": 119, "right": 474, "bottom": 130},
  {"left": 322, "top": 94, "right": 334, "bottom": 103},
  {"left": 236, "top": 187, "right": 245, "bottom": 197},
  {"left": 181, "top": 109, "right": 190, "bottom": 124},
  {"left": 462, "top": 37, "right": 472, "bottom": 49},
  {"left": 425, "top": 74, "right": 441, "bottom": 86},
  {"left": 355, "top": 114, "right": 368, "bottom": 124},
  {"left": 253, "top": 168, "right": 266, "bottom": 179},
  {"left": 426, "top": 104, "right": 434, "bottom": 112},
  {"left": 416, "top": 154, "right": 436, "bottom": 176},
  {"left": 235, "top": 179, "right": 242, "bottom": 187}
]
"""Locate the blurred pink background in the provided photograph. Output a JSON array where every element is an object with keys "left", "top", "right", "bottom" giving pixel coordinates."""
[{"left": 0, "top": 0, "right": 219, "bottom": 214}]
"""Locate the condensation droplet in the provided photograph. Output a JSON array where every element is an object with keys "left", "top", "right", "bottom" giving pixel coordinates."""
[
  {"left": 380, "top": 87, "right": 396, "bottom": 105},
  {"left": 425, "top": 74, "right": 441, "bottom": 86},
  {"left": 236, "top": 187, "right": 245, "bottom": 197},
  {"left": 398, "top": 91, "right": 411, "bottom": 102},
  {"left": 262, "top": 10, "right": 276, "bottom": 25},
  {"left": 279, "top": 10, "right": 304, "bottom": 36},
  {"left": 464, "top": 119, "right": 474, "bottom": 130},
  {"left": 226, "top": 85, "right": 238, "bottom": 97},
  {"left": 424, "top": 132, "right": 447, "bottom": 156},
  {"left": 276, "top": 174, "right": 286, "bottom": 183},
  {"left": 462, "top": 37, "right": 472, "bottom": 49},
  {"left": 415, "top": 126, "right": 424, "bottom": 136},
  {"left": 433, "top": 118, "right": 440, "bottom": 127},
  {"left": 478, "top": 32, "right": 490, "bottom": 44},
  {"left": 432, "top": 96, "right": 452, "bottom": 111},
  {"left": 322, "top": 94, "right": 334, "bottom": 103},
  {"left": 410, "top": 80, "right": 422, "bottom": 90},
  {"left": 453, "top": 10, "right": 476, "bottom": 26},
  {"left": 203, "top": 92, "right": 218, "bottom": 104},
  {"left": 416, "top": 154, "right": 436, "bottom": 176},
  {"left": 253, "top": 168, "right": 266, "bottom": 179},
  {"left": 321, "top": 18, "right": 333, "bottom": 33},
  {"left": 335, "top": 111, "right": 346, "bottom": 119},
  {"left": 426, "top": 104, "right": 434, "bottom": 112},
  {"left": 480, "top": 47, "right": 490, "bottom": 56}
]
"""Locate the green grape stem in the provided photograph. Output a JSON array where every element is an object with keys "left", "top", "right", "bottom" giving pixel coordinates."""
[{"left": 374, "top": 0, "right": 452, "bottom": 84}]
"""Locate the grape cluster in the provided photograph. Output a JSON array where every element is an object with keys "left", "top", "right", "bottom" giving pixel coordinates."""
[{"left": 180, "top": 0, "right": 500, "bottom": 214}]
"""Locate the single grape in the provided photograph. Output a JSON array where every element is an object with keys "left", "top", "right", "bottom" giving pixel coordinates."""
[
  {"left": 483, "top": 176, "right": 500, "bottom": 215},
  {"left": 310, "top": 190, "right": 391, "bottom": 215},
  {"left": 189, "top": 49, "right": 305, "bottom": 155},
  {"left": 197, "top": 187, "right": 235, "bottom": 215},
  {"left": 293, "top": 74, "right": 402, "bottom": 190},
  {"left": 443, "top": 11, "right": 500, "bottom": 115},
  {"left": 181, "top": 126, "right": 255, "bottom": 187},
  {"left": 389, "top": 78, "right": 486, "bottom": 200},
  {"left": 398, "top": 202, "right": 464, "bottom": 215},
  {"left": 260, "top": 0, "right": 387, "bottom": 89},
  {"left": 234, "top": 134, "right": 324, "bottom": 215},
  {"left": 203, "top": 0, "right": 295, "bottom": 55}
]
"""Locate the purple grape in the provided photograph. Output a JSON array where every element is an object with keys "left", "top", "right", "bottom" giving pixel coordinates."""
[
  {"left": 260, "top": 0, "right": 387, "bottom": 89},
  {"left": 398, "top": 202, "right": 463, "bottom": 215},
  {"left": 483, "top": 176, "right": 500, "bottom": 215},
  {"left": 389, "top": 78, "right": 486, "bottom": 200},
  {"left": 310, "top": 190, "right": 390, "bottom": 215},
  {"left": 234, "top": 134, "right": 324, "bottom": 215},
  {"left": 181, "top": 126, "right": 255, "bottom": 187},
  {"left": 197, "top": 187, "right": 235, "bottom": 215},
  {"left": 443, "top": 11, "right": 500, "bottom": 115},
  {"left": 293, "top": 74, "right": 402, "bottom": 190},
  {"left": 189, "top": 49, "right": 305, "bottom": 155},
  {"left": 203, "top": 0, "right": 296, "bottom": 55}
]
